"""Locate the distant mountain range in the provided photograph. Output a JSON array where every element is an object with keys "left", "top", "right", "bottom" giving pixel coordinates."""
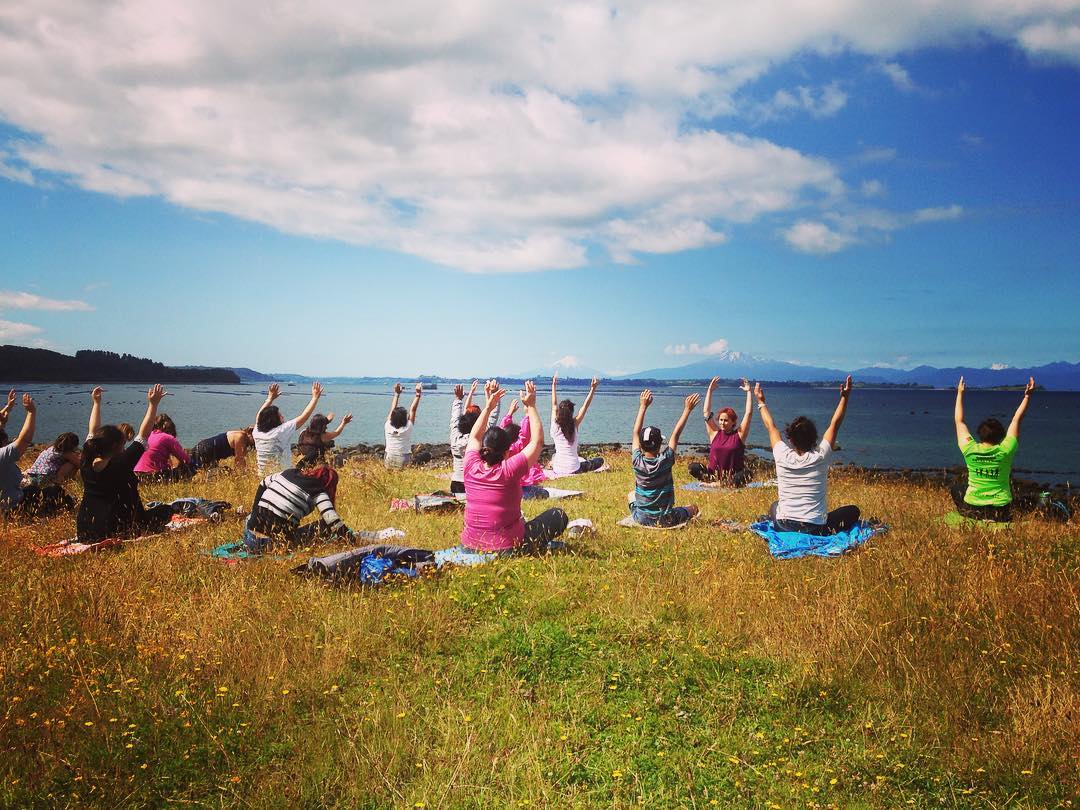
[{"left": 616, "top": 350, "right": 1080, "bottom": 390}]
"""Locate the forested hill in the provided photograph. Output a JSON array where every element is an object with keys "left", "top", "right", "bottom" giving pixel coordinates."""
[{"left": 0, "top": 346, "right": 240, "bottom": 383}]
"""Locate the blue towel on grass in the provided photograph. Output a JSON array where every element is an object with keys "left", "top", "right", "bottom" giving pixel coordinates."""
[{"left": 749, "top": 519, "right": 886, "bottom": 559}]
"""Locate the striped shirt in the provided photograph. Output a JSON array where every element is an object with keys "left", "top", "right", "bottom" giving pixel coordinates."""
[
  {"left": 631, "top": 447, "right": 676, "bottom": 517},
  {"left": 248, "top": 468, "right": 345, "bottom": 535}
]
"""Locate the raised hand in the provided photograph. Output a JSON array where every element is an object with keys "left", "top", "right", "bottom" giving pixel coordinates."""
[
  {"left": 489, "top": 387, "right": 507, "bottom": 407},
  {"left": 957, "top": 376, "right": 965, "bottom": 394},
  {"left": 268, "top": 383, "right": 280, "bottom": 400},
  {"left": 1024, "top": 376, "right": 1036, "bottom": 396},
  {"left": 5, "top": 388, "right": 15, "bottom": 409},
  {"left": 147, "top": 384, "right": 167, "bottom": 405},
  {"left": 454, "top": 384, "right": 464, "bottom": 400},
  {"left": 469, "top": 380, "right": 479, "bottom": 395},
  {"left": 684, "top": 393, "right": 700, "bottom": 412},
  {"left": 519, "top": 381, "right": 536, "bottom": 408},
  {"left": 91, "top": 386, "right": 104, "bottom": 404},
  {"left": 341, "top": 413, "right": 353, "bottom": 426},
  {"left": 739, "top": 378, "right": 751, "bottom": 393},
  {"left": 311, "top": 381, "right": 324, "bottom": 399},
  {"left": 393, "top": 382, "right": 403, "bottom": 395},
  {"left": 325, "top": 412, "right": 335, "bottom": 423},
  {"left": 508, "top": 398, "right": 520, "bottom": 415},
  {"left": 22, "top": 393, "right": 35, "bottom": 413},
  {"left": 753, "top": 382, "right": 766, "bottom": 404},
  {"left": 640, "top": 389, "right": 653, "bottom": 408},
  {"left": 590, "top": 377, "right": 600, "bottom": 391},
  {"left": 840, "top": 375, "right": 853, "bottom": 398},
  {"left": 708, "top": 376, "right": 720, "bottom": 391}
]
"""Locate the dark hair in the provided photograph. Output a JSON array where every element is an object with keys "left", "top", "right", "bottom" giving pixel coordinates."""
[
  {"left": 976, "top": 418, "right": 1006, "bottom": 445},
  {"left": 389, "top": 406, "right": 408, "bottom": 429},
  {"left": 785, "top": 416, "right": 818, "bottom": 453},
  {"left": 53, "top": 432, "right": 80, "bottom": 453},
  {"left": 504, "top": 423, "right": 521, "bottom": 444},
  {"left": 308, "top": 414, "right": 329, "bottom": 435},
  {"left": 153, "top": 414, "right": 177, "bottom": 437},
  {"left": 82, "top": 425, "right": 125, "bottom": 466},
  {"left": 117, "top": 422, "right": 135, "bottom": 441},
  {"left": 257, "top": 405, "right": 283, "bottom": 433},
  {"left": 555, "top": 399, "right": 576, "bottom": 443},
  {"left": 0, "top": 428, "right": 7, "bottom": 447},
  {"left": 458, "top": 410, "right": 480, "bottom": 436},
  {"left": 479, "top": 426, "right": 512, "bottom": 465},
  {"left": 641, "top": 427, "right": 662, "bottom": 454}
]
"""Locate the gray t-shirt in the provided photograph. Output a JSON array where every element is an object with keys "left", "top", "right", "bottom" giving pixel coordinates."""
[
  {"left": 772, "top": 439, "right": 833, "bottom": 524},
  {"left": 0, "top": 442, "right": 25, "bottom": 510}
]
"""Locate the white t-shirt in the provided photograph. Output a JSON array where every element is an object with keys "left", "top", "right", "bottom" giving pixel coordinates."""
[
  {"left": 772, "top": 439, "right": 833, "bottom": 524},
  {"left": 253, "top": 418, "right": 299, "bottom": 473},
  {"left": 384, "top": 420, "right": 414, "bottom": 459},
  {"left": 550, "top": 419, "right": 581, "bottom": 476}
]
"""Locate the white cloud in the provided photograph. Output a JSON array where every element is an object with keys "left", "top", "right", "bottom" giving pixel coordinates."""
[
  {"left": 990, "top": 362, "right": 1012, "bottom": 370},
  {"left": 665, "top": 339, "right": 730, "bottom": 357},
  {"left": 749, "top": 82, "right": 848, "bottom": 121},
  {"left": 853, "top": 146, "right": 898, "bottom": 164},
  {"left": 912, "top": 204, "right": 964, "bottom": 223},
  {"left": 554, "top": 355, "right": 583, "bottom": 369},
  {"left": 878, "top": 61, "right": 916, "bottom": 92},
  {"left": 0, "top": 319, "right": 43, "bottom": 339},
  {"left": 783, "top": 221, "right": 856, "bottom": 254},
  {"left": 860, "top": 179, "right": 886, "bottom": 198},
  {"left": 0, "top": 290, "right": 94, "bottom": 311},
  {"left": 0, "top": 1, "right": 1074, "bottom": 271}
]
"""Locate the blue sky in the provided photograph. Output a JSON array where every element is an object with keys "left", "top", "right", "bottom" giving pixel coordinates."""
[{"left": 1, "top": 3, "right": 1078, "bottom": 378}]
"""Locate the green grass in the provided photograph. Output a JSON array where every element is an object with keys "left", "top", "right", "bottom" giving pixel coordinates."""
[{"left": 1, "top": 453, "right": 1077, "bottom": 807}]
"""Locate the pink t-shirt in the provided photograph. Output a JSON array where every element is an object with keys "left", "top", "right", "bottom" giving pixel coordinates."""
[
  {"left": 133, "top": 430, "right": 190, "bottom": 473},
  {"left": 500, "top": 412, "right": 548, "bottom": 488},
  {"left": 461, "top": 448, "right": 529, "bottom": 551}
]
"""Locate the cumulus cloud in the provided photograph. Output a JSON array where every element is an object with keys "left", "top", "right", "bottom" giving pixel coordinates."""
[
  {"left": 749, "top": 82, "right": 848, "bottom": 121},
  {"left": 0, "top": 319, "right": 43, "bottom": 339},
  {"left": 665, "top": 339, "right": 730, "bottom": 357},
  {"left": 878, "top": 61, "right": 916, "bottom": 92},
  {"left": 1018, "top": 21, "right": 1080, "bottom": 62},
  {"left": 0, "top": 1, "right": 1074, "bottom": 271},
  {"left": 0, "top": 290, "right": 93, "bottom": 311},
  {"left": 783, "top": 221, "right": 856, "bottom": 255}
]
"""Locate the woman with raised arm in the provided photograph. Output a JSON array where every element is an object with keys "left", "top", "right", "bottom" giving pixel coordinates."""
[
  {"left": 500, "top": 398, "right": 548, "bottom": 493},
  {"left": 450, "top": 380, "right": 499, "bottom": 494},
  {"left": 297, "top": 412, "right": 352, "bottom": 467},
  {"left": 253, "top": 382, "right": 324, "bottom": 473},
  {"left": 133, "top": 413, "right": 195, "bottom": 481},
  {"left": 384, "top": 382, "right": 428, "bottom": 469},
  {"left": 190, "top": 426, "right": 256, "bottom": 472},
  {"left": 462, "top": 380, "right": 569, "bottom": 553},
  {"left": 755, "top": 377, "right": 860, "bottom": 534},
  {"left": 77, "top": 385, "right": 175, "bottom": 541},
  {"left": 629, "top": 390, "right": 701, "bottom": 526},
  {"left": 951, "top": 376, "right": 1042, "bottom": 521},
  {"left": 549, "top": 374, "right": 605, "bottom": 476},
  {"left": 0, "top": 394, "right": 68, "bottom": 517},
  {"left": 690, "top": 377, "right": 754, "bottom": 486}
]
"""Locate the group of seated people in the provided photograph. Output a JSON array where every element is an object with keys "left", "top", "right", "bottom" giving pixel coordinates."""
[{"left": 0, "top": 372, "right": 1053, "bottom": 555}]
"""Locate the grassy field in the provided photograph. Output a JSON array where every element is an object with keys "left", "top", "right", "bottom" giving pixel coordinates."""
[{"left": 0, "top": 452, "right": 1077, "bottom": 807}]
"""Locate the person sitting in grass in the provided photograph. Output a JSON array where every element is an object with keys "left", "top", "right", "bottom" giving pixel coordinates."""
[
  {"left": 0, "top": 393, "right": 71, "bottom": 518},
  {"left": 755, "top": 377, "right": 861, "bottom": 534},
  {"left": 500, "top": 397, "right": 548, "bottom": 495},
  {"left": 190, "top": 426, "right": 255, "bottom": 472},
  {"left": 951, "top": 376, "right": 1039, "bottom": 522},
  {"left": 461, "top": 380, "right": 568, "bottom": 553},
  {"left": 133, "top": 413, "right": 195, "bottom": 481},
  {"left": 384, "top": 382, "right": 430, "bottom": 469},
  {"left": 628, "top": 389, "right": 701, "bottom": 527},
  {"left": 243, "top": 462, "right": 353, "bottom": 551},
  {"left": 689, "top": 377, "right": 754, "bottom": 487},
  {"left": 23, "top": 431, "right": 82, "bottom": 488},
  {"left": 78, "top": 385, "right": 175, "bottom": 541},
  {"left": 550, "top": 374, "right": 604, "bottom": 476},
  {"left": 253, "top": 382, "right": 324, "bottom": 473},
  {"left": 450, "top": 380, "right": 500, "bottom": 494},
  {"left": 297, "top": 412, "right": 352, "bottom": 468}
]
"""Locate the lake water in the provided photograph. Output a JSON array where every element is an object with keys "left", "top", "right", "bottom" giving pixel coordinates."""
[{"left": 7, "top": 382, "right": 1080, "bottom": 484}]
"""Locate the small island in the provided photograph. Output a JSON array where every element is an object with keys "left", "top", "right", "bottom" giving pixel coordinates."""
[{"left": 0, "top": 345, "right": 240, "bottom": 384}]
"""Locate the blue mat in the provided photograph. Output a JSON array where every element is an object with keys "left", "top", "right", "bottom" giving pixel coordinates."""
[
  {"left": 681, "top": 480, "right": 776, "bottom": 492},
  {"left": 749, "top": 519, "right": 886, "bottom": 559}
]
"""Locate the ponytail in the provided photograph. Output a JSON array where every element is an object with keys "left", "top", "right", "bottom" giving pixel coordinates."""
[
  {"left": 555, "top": 400, "right": 576, "bottom": 443},
  {"left": 479, "top": 426, "right": 511, "bottom": 465},
  {"left": 82, "top": 425, "right": 125, "bottom": 466}
]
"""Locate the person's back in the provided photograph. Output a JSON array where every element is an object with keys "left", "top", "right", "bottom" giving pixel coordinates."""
[
  {"left": 549, "top": 419, "right": 580, "bottom": 476},
  {"left": 0, "top": 437, "right": 23, "bottom": 511},
  {"left": 632, "top": 447, "right": 676, "bottom": 518},
  {"left": 772, "top": 439, "right": 832, "bottom": 524},
  {"left": 462, "top": 449, "right": 529, "bottom": 551},
  {"left": 254, "top": 418, "right": 298, "bottom": 472},
  {"left": 79, "top": 439, "right": 146, "bottom": 540},
  {"left": 960, "top": 435, "right": 1017, "bottom": 507},
  {"left": 133, "top": 429, "right": 189, "bottom": 474}
]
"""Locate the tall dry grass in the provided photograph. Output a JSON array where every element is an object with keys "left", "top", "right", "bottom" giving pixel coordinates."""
[{"left": 0, "top": 451, "right": 1076, "bottom": 806}]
